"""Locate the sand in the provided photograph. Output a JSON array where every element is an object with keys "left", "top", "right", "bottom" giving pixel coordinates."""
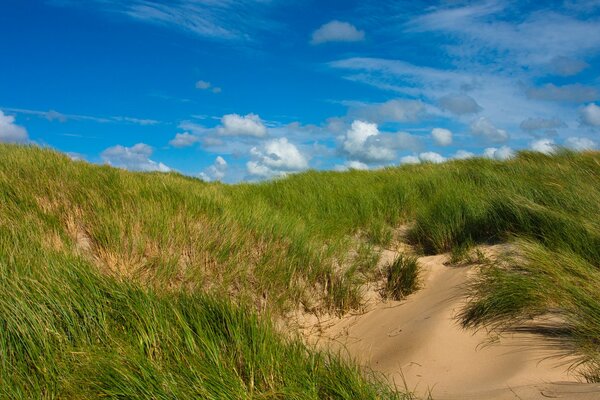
[{"left": 307, "top": 248, "right": 600, "bottom": 399}]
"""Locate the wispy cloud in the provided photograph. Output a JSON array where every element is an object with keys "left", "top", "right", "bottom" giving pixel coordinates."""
[
  {"left": 3, "top": 107, "right": 160, "bottom": 125},
  {"left": 407, "top": 1, "right": 600, "bottom": 67},
  {"left": 53, "top": 0, "right": 283, "bottom": 41}
]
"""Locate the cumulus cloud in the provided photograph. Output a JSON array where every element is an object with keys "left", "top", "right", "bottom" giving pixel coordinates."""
[
  {"left": 400, "top": 155, "right": 421, "bottom": 164},
  {"left": 247, "top": 137, "right": 308, "bottom": 178},
  {"left": 101, "top": 143, "right": 171, "bottom": 172},
  {"left": 199, "top": 156, "right": 227, "bottom": 181},
  {"left": 348, "top": 99, "right": 426, "bottom": 124},
  {"left": 431, "top": 128, "right": 452, "bottom": 146},
  {"left": 526, "top": 83, "right": 598, "bottom": 103},
  {"left": 470, "top": 117, "right": 509, "bottom": 143},
  {"left": 564, "top": 137, "right": 596, "bottom": 151},
  {"left": 169, "top": 132, "right": 200, "bottom": 148},
  {"left": 400, "top": 152, "right": 447, "bottom": 164},
  {"left": 549, "top": 56, "right": 589, "bottom": 76},
  {"left": 419, "top": 151, "right": 446, "bottom": 163},
  {"left": 0, "top": 110, "right": 29, "bottom": 143},
  {"left": 340, "top": 120, "right": 397, "bottom": 163},
  {"left": 217, "top": 113, "right": 267, "bottom": 137},
  {"left": 530, "top": 138, "right": 557, "bottom": 154},
  {"left": 438, "top": 93, "right": 482, "bottom": 115},
  {"left": 519, "top": 117, "right": 566, "bottom": 133},
  {"left": 453, "top": 150, "right": 475, "bottom": 159},
  {"left": 484, "top": 146, "right": 514, "bottom": 160},
  {"left": 311, "top": 20, "right": 365, "bottom": 44},
  {"left": 334, "top": 160, "right": 370, "bottom": 171},
  {"left": 581, "top": 103, "right": 600, "bottom": 126}
]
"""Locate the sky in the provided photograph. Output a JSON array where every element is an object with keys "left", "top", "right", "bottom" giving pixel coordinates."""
[{"left": 1, "top": 0, "right": 600, "bottom": 182}]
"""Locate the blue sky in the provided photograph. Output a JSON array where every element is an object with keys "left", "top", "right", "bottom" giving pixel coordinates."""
[{"left": 1, "top": 0, "right": 600, "bottom": 182}]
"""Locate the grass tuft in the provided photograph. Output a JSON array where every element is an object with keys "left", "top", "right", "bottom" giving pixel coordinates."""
[{"left": 384, "top": 255, "right": 420, "bottom": 301}]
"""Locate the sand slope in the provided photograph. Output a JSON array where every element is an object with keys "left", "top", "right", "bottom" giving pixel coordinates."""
[{"left": 311, "top": 249, "right": 600, "bottom": 399}]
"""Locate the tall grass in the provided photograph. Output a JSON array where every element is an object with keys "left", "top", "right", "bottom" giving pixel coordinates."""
[
  {"left": 1, "top": 144, "right": 600, "bottom": 392},
  {"left": 0, "top": 254, "right": 403, "bottom": 399}
]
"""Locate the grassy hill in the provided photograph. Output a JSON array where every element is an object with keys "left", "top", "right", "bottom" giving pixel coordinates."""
[{"left": 1, "top": 144, "right": 599, "bottom": 397}]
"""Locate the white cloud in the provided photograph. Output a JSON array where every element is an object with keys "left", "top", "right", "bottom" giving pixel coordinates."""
[
  {"left": 4, "top": 107, "right": 159, "bottom": 125},
  {"left": 196, "top": 80, "right": 211, "bottom": 89},
  {"left": 470, "top": 117, "right": 510, "bottom": 143},
  {"left": 169, "top": 132, "right": 200, "bottom": 148},
  {"left": 439, "top": 93, "right": 482, "bottom": 115},
  {"left": 431, "top": 128, "right": 452, "bottom": 146},
  {"left": 419, "top": 151, "right": 446, "bottom": 163},
  {"left": 246, "top": 161, "right": 272, "bottom": 178},
  {"left": 530, "top": 138, "right": 557, "bottom": 154},
  {"left": 64, "top": 0, "right": 281, "bottom": 41},
  {"left": 196, "top": 80, "right": 221, "bottom": 93},
  {"left": 408, "top": 4, "right": 600, "bottom": 67},
  {"left": 334, "top": 160, "right": 370, "bottom": 171},
  {"left": 330, "top": 57, "right": 561, "bottom": 128},
  {"left": 400, "top": 152, "right": 447, "bottom": 164},
  {"left": 311, "top": 20, "right": 365, "bottom": 44},
  {"left": 199, "top": 156, "right": 227, "bottom": 181},
  {"left": 0, "top": 110, "right": 29, "bottom": 143},
  {"left": 247, "top": 137, "right": 308, "bottom": 178},
  {"left": 564, "top": 137, "right": 596, "bottom": 151},
  {"left": 581, "top": 103, "right": 600, "bottom": 126},
  {"left": 101, "top": 143, "right": 171, "bottom": 172},
  {"left": 453, "top": 150, "right": 475, "bottom": 159},
  {"left": 348, "top": 99, "right": 426, "bottom": 124},
  {"left": 400, "top": 155, "right": 421, "bottom": 165},
  {"left": 484, "top": 146, "right": 515, "bottom": 161},
  {"left": 340, "top": 120, "right": 396, "bottom": 163},
  {"left": 526, "top": 83, "right": 598, "bottom": 103},
  {"left": 565, "top": 137, "right": 597, "bottom": 151},
  {"left": 217, "top": 113, "right": 267, "bottom": 137},
  {"left": 66, "top": 152, "right": 86, "bottom": 161}
]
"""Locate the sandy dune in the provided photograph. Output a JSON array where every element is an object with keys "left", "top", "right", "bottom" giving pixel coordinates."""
[{"left": 309, "top": 249, "right": 600, "bottom": 399}]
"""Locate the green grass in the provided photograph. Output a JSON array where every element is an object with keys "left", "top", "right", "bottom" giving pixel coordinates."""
[
  {"left": 460, "top": 241, "right": 600, "bottom": 380},
  {"left": 384, "top": 255, "right": 420, "bottom": 300},
  {"left": 1, "top": 144, "right": 600, "bottom": 396},
  {"left": 0, "top": 255, "right": 402, "bottom": 399}
]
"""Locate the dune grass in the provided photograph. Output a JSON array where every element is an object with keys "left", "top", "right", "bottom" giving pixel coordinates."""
[
  {"left": 383, "top": 255, "right": 420, "bottom": 301},
  {"left": 0, "top": 254, "right": 404, "bottom": 399},
  {"left": 1, "top": 143, "right": 600, "bottom": 395}
]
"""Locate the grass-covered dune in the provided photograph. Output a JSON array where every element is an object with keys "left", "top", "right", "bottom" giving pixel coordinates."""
[{"left": 1, "top": 144, "right": 600, "bottom": 397}]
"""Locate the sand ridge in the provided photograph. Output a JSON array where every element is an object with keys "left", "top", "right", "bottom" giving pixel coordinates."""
[{"left": 307, "top": 247, "right": 600, "bottom": 399}]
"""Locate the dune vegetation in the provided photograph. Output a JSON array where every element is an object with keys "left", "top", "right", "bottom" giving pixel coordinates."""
[{"left": 1, "top": 143, "right": 599, "bottom": 397}]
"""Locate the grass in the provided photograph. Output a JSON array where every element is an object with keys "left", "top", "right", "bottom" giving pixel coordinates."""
[
  {"left": 460, "top": 241, "right": 600, "bottom": 379},
  {"left": 1, "top": 143, "right": 600, "bottom": 395},
  {"left": 0, "top": 255, "right": 403, "bottom": 399},
  {"left": 384, "top": 255, "right": 420, "bottom": 300}
]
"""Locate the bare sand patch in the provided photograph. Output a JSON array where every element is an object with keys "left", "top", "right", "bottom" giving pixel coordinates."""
[{"left": 303, "top": 246, "right": 600, "bottom": 399}]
